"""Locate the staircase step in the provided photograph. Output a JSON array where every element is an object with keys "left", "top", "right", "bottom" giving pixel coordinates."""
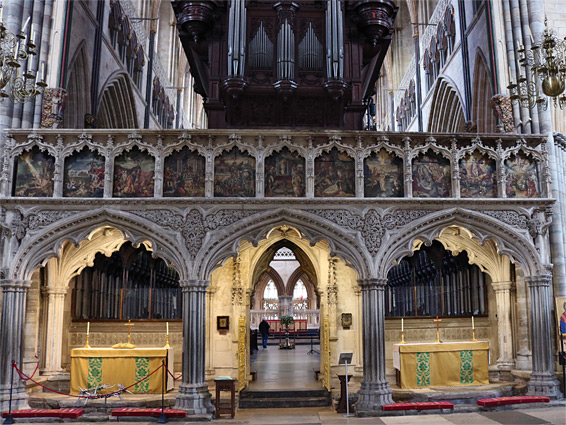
[
  {"left": 238, "top": 389, "right": 331, "bottom": 409},
  {"left": 239, "top": 396, "right": 331, "bottom": 409},
  {"left": 240, "top": 389, "right": 329, "bottom": 399}
]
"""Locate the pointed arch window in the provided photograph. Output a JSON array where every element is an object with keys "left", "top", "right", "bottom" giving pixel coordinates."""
[{"left": 263, "top": 280, "right": 278, "bottom": 300}]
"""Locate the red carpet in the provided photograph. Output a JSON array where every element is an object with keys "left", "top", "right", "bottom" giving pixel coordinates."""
[
  {"left": 112, "top": 408, "right": 187, "bottom": 418},
  {"left": 2, "top": 408, "right": 84, "bottom": 418},
  {"left": 383, "top": 401, "right": 454, "bottom": 411},
  {"left": 477, "top": 396, "right": 550, "bottom": 406}
]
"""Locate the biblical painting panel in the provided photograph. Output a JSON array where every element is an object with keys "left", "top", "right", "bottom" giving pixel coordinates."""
[
  {"left": 214, "top": 147, "right": 256, "bottom": 197},
  {"left": 459, "top": 151, "right": 496, "bottom": 198},
  {"left": 412, "top": 151, "right": 451, "bottom": 198},
  {"left": 113, "top": 147, "right": 155, "bottom": 198},
  {"left": 505, "top": 153, "right": 541, "bottom": 198},
  {"left": 163, "top": 147, "right": 205, "bottom": 197},
  {"left": 364, "top": 149, "right": 404, "bottom": 197},
  {"left": 265, "top": 147, "right": 305, "bottom": 197},
  {"left": 63, "top": 148, "right": 105, "bottom": 197},
  {"left": 13, "top": 147, "right": 55, "bottom": 197},
  {"left": 314, "top": 148, "right": 355, "bottom": 197}
]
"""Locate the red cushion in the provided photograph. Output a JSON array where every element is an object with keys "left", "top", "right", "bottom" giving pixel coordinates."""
[
  {"left": 2, "top": 409, "right": 84, "bottom": 419},
  {"left": 478, "top": 396, "right": 550, "bottom": 407},
  {"left": 383, "top": 401, "right": 454, "bottom": 411},
  {"left": 111, "top": 408, "right": 187, "bottom": 418}
]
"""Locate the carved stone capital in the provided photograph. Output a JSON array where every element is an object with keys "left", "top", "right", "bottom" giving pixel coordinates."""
[
  {"left": 491, "top": 281, "right": 513, "bottom": 292},
  {"left": 180, "top": 279, "right": 209, "bottom": 291},
  {"left": 525, "top": 275, "right": 552, "bottom": 288}
]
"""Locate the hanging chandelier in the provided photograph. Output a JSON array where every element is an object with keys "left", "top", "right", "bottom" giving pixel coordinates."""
[
  {"left": 507, "top": 19, "right": 566, "bottom": 110},
  {"left": 0, "top": 13, "right": 47, "bottom": 103}
]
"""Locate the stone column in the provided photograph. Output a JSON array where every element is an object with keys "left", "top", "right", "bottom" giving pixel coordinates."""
[
  {"left": 41, "top": 287, "right": 67, "bottom": 376},
  {"left": 492, "top": 281, "right": 514, "bottom": 380},
  {"left": 355, "top": 278, "right": 393, "bottom": 415},
  {"left": 515, "top": 273, "right": 531, "bottom": 370},
  {"left": 525, "top": 275, "right": 561, "bottom": 397},
  {"left": 175, "top": 280, "right": 213, "bottom": 415},
  {"left": 0, "top": 279, "right": 31, "bottom": 411}
]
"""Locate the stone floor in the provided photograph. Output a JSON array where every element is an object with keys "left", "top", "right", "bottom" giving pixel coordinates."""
[
  {"left": 249, "top": 342, "right": 321, "bottom": 390},
  {"left": 10, "top": 406, "right": 566, "bottom": 424}
]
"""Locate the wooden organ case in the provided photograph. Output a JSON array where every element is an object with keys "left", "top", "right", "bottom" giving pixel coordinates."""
[{"left": 173, "top": 1, "right": 398, "bottom": 130}]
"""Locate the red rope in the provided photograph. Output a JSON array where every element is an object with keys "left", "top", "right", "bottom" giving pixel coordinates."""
[
  {"left": 16, "top": 355, "right": 40, "bottom": 381},
  {"left": 165, "top": 365, "right": 182, "bottom": 381},
  {"left": 11, "top": 361, "right": 164, "bottom": 399}
]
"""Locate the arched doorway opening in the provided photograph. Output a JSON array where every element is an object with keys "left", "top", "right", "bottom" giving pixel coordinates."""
[
  {"left": 248, "top": 243, "right": 321, "bottom": 390},
  {"left": 205, "top": 224, "right": 363, "bottom": 396}
]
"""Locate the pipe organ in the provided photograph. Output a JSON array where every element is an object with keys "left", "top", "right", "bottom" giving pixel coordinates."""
[{"left": 173, "top": 0, "right": 397, "bottom": 129}]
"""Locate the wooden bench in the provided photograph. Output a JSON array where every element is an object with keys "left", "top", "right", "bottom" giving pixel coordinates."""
[
  {"left": 382, "top": 401, "right": 454, "bottom": 411},
  {"left": 477, "top": 396, "right": 550, "bottom": 407},
  {"left": 2, "top": 409, "right": 84, "bottom": 419}
]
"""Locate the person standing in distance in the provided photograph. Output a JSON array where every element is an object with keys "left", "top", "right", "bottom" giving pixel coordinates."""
[{"left": 259, "top": 318, "right": 270, "bottom": 349}]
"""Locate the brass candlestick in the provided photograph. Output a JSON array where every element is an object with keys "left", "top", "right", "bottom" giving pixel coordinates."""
[
  {"left": 84, "top": 334, "right": 91, "bottom": 349},
  {"left": 472, "top": 328, "right": 477, "bottom": 341},
  {"left": 164, "top": 335, "right": 171, "bottom": 349},
  {"left": 400, "top": 331, "right": 405, "bottom": 344}
]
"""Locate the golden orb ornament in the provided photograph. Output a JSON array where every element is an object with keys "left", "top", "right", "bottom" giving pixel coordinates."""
[{"left": 542, "top": 75, "right": 565, "bottom": 97}]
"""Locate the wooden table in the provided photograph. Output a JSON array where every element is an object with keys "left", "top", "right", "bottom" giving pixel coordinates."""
[
  {"left": 393, "top": 341, "right": 489, "bottom": 389},
  {"left": 70, "top": 347, "right": 174, "bottom": 394},
  {"left": 214, "top": 378, "right": 237, "bottom": 418}
]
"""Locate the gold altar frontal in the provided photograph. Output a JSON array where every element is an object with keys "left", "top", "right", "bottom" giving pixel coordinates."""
[
  {"left": 70, "top": 348, "right": 174, "bottom": 394},
  {"left": 393, "top": 341, "right": 489, "bottom": 389}
]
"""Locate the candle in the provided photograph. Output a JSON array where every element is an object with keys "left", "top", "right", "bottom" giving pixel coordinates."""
[
  {"left": 87, "top": 322, "right": 90, "bottom": 336},
  {"left": 166, "top": 321, "right": 169, "bottom": 336},
  {"left": 22, "top": 16, "right": 30, "bottom": 33},
  {"left": 39, "top": 62, "right": 45, "bottom": 80},
  {"left": 31, "top": 27, "right": 36, "bottom": 45},
  {"left": 401, "top": 317, "right": 404, "bottom": 332},
  {"left": 0, "top": 7, "right": 3, "bottom": 24},
  {"left": 472, "top": 315, "right": 475, "bottom": 330}
]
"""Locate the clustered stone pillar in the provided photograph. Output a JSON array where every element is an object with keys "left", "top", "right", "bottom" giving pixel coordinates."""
[
  {"left": 175, "top": 279, "right": 214, "bottom": 415},
  {"left": 0, "top": 279, "right": 30, "bottom": 411},
  {"left": 492, "top": 281, "right": 514, "bottom": 380},
  {"left": 525, "top": 275, "right": 561, "bottom": 398},
  {"left": 355, "top": 278, "right": 393, "bottom": 415}
]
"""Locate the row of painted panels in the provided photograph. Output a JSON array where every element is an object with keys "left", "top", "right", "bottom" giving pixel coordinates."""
[{"left": 13, "top": 146, "right": 541, "bottom": 198}]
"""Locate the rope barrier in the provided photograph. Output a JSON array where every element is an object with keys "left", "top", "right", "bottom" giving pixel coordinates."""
[
  {"left": 165, "top": 365, "right": 182, "bottom": 381},
  {"left": 11, "top": 360, "right": 165, "bottom": 399},
  {"left": 16, "top": 355, "right": 39, "bottom": 382}
]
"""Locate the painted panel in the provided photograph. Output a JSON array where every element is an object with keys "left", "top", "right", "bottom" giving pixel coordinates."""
[
  {"left": 64, "top": 148, "right": 105, "bottom": 197},
  {"left": 314, "top": 148, "right": 355, "bottom": 197},
  {"left": 505, "top": 154, "right": 541, "bottom": 198},
  {"left": 412, "top": 152, "right": 451, "bottom": 198},
  {"left": 459, "top": 152, "right": 496, "bottom": 198},
  {"left": 265, "top": 147, "right": 305, "bottom": 197},
  {"left": 364, "top": 149, "right": 404, "bottom": 197},
  {"left": 113, "top": 147, "right": 155, "bottom": 198},
  {"left": 13, "top": 147, "right": 55, "bottom": 197},
  {"left": 214, "top": 147, "right": 256, "bottom": 197},
  {"left": 163, "top": 148, "right": 205, "bottom": 197}
]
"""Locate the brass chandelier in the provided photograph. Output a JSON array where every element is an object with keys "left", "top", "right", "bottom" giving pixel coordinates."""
[
  {"left": 508, "top": 20, "right": 566, "bottom": 110},
  {"left": 0, "top": 13, "right": 47, "bottom": 103}
]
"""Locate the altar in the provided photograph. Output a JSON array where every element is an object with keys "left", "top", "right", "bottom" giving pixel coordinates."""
[
  {"left": 393, "top": 341, "right": 489, "bottom": 389},
  {"left": 70, "top": 348, "right": 174, "bottom": 394}
]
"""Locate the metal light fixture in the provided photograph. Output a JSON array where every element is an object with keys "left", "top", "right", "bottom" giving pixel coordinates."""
[
  {"left": 508, "top": 19, "right": 566, "bottom": 110},
  {"left": 0, "top": 12, "right": 47, "bottom": 103}
]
